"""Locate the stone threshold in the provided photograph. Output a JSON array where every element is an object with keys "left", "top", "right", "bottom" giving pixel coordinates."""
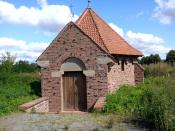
[{"left": 60, "top": 111, "right": 88, "bottom": 115}]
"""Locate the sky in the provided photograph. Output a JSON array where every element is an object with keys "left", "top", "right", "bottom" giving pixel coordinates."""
[{"left": 0, "top": 0, "right": 174, "bottom": 62}]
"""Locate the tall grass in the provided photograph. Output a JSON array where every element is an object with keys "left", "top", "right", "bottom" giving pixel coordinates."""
[
  {"left": 102, "top": 77, "right": 175, "bottom": 130},
  {"left": 0, "top": 72, "right": 40, "bottom": 116},
  {"left": 144, "top": 62, "right": 175, "bottom": 77}
]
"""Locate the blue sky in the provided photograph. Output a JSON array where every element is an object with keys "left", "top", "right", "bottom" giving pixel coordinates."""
[{"left": 0, "top": 0, "right": 174, "bottom": 61}]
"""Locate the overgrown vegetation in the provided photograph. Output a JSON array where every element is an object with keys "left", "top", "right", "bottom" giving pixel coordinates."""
[
  {"left": 144, "top": 62, "right": 175, "bottom": 77},
  {"left": 103, "top": 77, "right": 175, "bottom": 130},
  {"left": 0, "top": 73, "right": 40, "bottom": 116},
  {"left": 0, "top": 52, "right": 40, "bottom": 116}
]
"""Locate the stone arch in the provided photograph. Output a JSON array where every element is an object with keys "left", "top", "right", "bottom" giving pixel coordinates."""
[{"left": 60, "top": 57, "right": 86, "bottom": 72}]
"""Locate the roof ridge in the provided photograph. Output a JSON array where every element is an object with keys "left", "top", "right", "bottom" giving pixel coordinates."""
[
  {"left": 88, "top": 9, "right": 109, "bottom": 53},
  {"left": 75, "top": 8, "right": 88, "bottom": 25},
  {"left": 90, "top": 9, "right": 143, "bottom": 55}
]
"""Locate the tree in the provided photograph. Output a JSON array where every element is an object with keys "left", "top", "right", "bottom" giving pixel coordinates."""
[
  {"left": 166, "top": 50, "right": 175, "bottom": 66},
  {"left": 13, "top": 60, "right": 39, "bottom": 73},
  {"left": 140, "top": 54, "right": 161, "bottom": 65},
  {"left": 0, "top": 52, "right": 16, "bottom": 72},
  {"left": 154, "top": 54, "right": 161, "bottom": 63}
]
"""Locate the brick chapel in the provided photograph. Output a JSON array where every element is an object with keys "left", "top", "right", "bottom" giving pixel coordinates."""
[{"left": 37, "top": 8, "right": 144, "bottom": 113}]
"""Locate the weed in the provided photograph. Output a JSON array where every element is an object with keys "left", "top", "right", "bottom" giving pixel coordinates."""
[
  {"left": 63, "top": 125, "right": 69, "bottom": 130},
  {"left": 105, "top": 116, "right": 113, "bottom": 129},
  {"left": 31, "top": 107, "right": 36, "bottom": 113},
  {"left": 93, "top": 128, "right": 100, "bottom": 131}
]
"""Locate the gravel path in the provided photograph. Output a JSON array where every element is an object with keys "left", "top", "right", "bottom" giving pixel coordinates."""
[{"left": 0, "top": 113, "right": 148, "bottom": 131}]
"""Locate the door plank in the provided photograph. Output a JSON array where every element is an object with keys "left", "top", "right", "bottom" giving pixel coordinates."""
[{"left": 63, "top": 72, "right": 87, "bottom": 111}]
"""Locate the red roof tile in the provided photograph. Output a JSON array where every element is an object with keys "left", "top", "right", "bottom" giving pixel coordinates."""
[{"left": 75, "top": 8, "right": 143, "bottom": 56}]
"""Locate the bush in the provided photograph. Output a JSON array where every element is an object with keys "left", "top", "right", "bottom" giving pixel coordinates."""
[
  {"left": 140, "top": 77, "right": 175, "bottom": 130},
  {"left": 0, "top": 73, "right": 40, "bottom": 116},
  {"left": 102, "top": 86, "right": 143, "bottom": 115},
  {"left": 102, "top": 77, "right": 175, "bottom": 130}
]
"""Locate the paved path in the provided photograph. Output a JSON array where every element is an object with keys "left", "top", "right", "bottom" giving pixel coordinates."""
[{"left": 0, "top": 113, "right": 148, "bottom": 131}]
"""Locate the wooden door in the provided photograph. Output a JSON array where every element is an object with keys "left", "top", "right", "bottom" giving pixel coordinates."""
[{"left": 63, "top": 72, "right": 87, "bottom": 111}]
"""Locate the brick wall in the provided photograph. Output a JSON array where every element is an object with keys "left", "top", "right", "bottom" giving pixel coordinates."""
[
  {"left": 38, "top": 23, "right": 109, "bottom": 113},
  {"left": 134, "top": 63, "right": 144, "bottom": 85},
  {"left": 107, "top": 61, "right": 135, "bottom": 92}
]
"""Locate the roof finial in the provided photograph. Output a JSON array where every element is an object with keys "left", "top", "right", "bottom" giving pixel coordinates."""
[
  {"left": 70, "top": 5, "right": 74, "bottom": 21},
  {"left": 88, "top": 0, "right": 92, "bottom": 8}
]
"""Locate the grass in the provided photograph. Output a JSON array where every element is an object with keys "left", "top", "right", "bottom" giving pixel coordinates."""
[
  {"left": 102, "top": 76, "right": 175, "bottom": 130},
  {"left": 0, "top": 72, "right": 40, "bottom": 117},
  {"left": 144, "top": 62, "right": 175, "bottom": 77}
]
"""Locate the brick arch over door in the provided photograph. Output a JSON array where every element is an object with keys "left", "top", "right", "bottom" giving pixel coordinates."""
[{"left": 60, "top": 57, "right": 86, "bottom": 72}]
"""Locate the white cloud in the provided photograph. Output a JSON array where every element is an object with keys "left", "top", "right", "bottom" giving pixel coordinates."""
[
  {"left": 0, "top": 37, "right": 49, "bottom": 62},
  {"left": 0, "top": 0, "right": 78, "bottom": 32},
  {"left": 109, "top": 23, "right": 124, "bottom": 37},
  {"left": 154, "top": 0, "right": 175, "bottom": 24},
  {"left": 126, "top": 30, "right": 171, "bottom": 58},
  {"left": 108, "top": 23, "right": 171, "bottom": 58}
]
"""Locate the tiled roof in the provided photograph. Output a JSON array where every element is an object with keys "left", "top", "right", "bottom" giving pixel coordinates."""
[{"left": 75, "top": 8, "right": 143, "bottom": 56}]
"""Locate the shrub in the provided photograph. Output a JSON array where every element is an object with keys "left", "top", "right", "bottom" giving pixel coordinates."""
[
  {"left": 140, "top": 77, "right": 175, "bottom": 130},
  {"left": 102, "top": 85, "right": 143, "bottom": 115},
  {"left": 0, "top": 73, "right": 40, "bottom": 116},
  {"left": 103, "top": 77, "right": 175, "bottom": 130}
]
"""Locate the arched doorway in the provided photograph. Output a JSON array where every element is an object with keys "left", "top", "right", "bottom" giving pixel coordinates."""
[{"left": 61, "top": 57, "right": 87, "bottom": 111}]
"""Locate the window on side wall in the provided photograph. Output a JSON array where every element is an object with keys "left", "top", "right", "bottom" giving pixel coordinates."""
[{"left": 121, "top": 60, "right": 125, "bottom": 71}]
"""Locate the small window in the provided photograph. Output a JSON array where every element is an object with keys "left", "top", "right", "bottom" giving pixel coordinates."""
[{"left": 121, "top": 61, "right": 125, "bottom": 71}]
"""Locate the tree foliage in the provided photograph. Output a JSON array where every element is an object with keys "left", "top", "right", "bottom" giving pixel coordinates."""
[
  {"left": 140, "top": 54, "right": 161, "bottom": 65},
  {"left": 0, "top": 52, "right": 16, "bottom": 72},
  {"left": 0, "top": 52, "right": 39, "bottom": 73},
  {"left": 13, "top": 60, "right": 39, "bottom": 73},
  {"left": 166, "top": 50, "right": 175, "bottom": 65}
]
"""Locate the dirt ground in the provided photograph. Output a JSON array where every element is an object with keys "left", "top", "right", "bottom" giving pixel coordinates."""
[{"left": 0, "top": 113, "right": 148, "bottom": 131}]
